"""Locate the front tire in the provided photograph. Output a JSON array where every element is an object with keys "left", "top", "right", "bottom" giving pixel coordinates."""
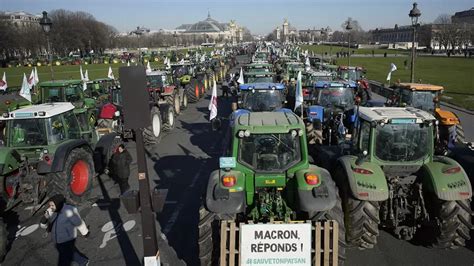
[
  {"left": 181, "top": 91, "right": 188, "bottom": 110},
  {"left": 198, "top": 206, "right": 219, "bottom": 266},
  {"left": 47, "top": 148, "right": 94, "bottom": 205},
  {"left": 433, "top": 199, "right": 471, "bottom": 249},
  {"left": 162, "top": 104, "right": 175, "bottom": 131}
]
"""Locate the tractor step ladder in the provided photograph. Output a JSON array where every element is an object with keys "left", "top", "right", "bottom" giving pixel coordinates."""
[{"left": 219, "top": 220, "right": 339, "bottom": 266}]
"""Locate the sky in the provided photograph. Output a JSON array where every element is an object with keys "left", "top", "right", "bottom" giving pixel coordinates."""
[{"left": 1, "top": 0, "right": 472, "bottom": 35}]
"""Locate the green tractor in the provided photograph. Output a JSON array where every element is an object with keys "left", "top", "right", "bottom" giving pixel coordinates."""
[
  {"left": 199, "top": 111, "right": 346, "bottom": 265},
  {"left": 37, "top": 80, "right": 98, "bottom": 127},
  {"left": 84, "top": 78, "right": 117, "bottom": 106},
  {"left": 170, "top": 62, "right": 205, "bottom": 104},
  {"left": 317, "top": 107, "right": 472, "bottom": 249}
]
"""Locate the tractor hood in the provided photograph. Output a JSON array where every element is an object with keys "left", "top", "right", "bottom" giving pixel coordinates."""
[{"left": 0, "top": 148, "right": 23, "bottom": 175}]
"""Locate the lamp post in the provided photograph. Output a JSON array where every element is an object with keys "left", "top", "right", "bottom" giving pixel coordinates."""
[
  {"left": 173, "top": 32, "right": 178, "bottom": 48},
  {"left": 133, "top": 26, "right": 143, "bottom": 65},
  {"left": 39, "top": 11, "right": 53, "bottom": 79},
  {"left": 409, "top": 2, "right": 421, "bottom": 83},
  {"left": 346, "top": 21, "right": 353, "bottom": 66}
]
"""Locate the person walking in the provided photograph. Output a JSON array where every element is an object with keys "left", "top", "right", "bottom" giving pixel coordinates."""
[
  {"left": 40, "top": 194, "right": 90, "bottom": 266},
  {"left": 110, "top": 144, "right": 133, "bottom": 194}
]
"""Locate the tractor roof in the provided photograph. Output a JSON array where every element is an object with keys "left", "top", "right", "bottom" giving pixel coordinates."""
[
  {"left": 146, "top": 70, "right": 167, "bottom": 76},
  {"left": 234, "top": 111, "right": 303, "bottom": 133},
  {"left": 1, "top": 103, "right": 75, "bottom": 120},
  {"left": 244, "top": 70, "right": 275, "bottom": 76},
  {"left": 338, "top": 66, "right": 365, "bottom": 71},
  {"left": 358, "top": 107, "right": 436, "bottom": 123},
  {"left": 397, "top": 83, "right": 444, "bottom": 91},
  {"left": 246, "top": 63, "right": 273, "bottom": 67},
  {"left": 304, "top": 69, "right": 333, "bottom": 77},
  {"left": 39, "top": 80, "right": 82, "bottom": 87},
  {"left": 239, "top": 83, "right": 285, "bottom": 90},
  {"left": 315, "top": 80, "right": 356, "bottom": 88}
]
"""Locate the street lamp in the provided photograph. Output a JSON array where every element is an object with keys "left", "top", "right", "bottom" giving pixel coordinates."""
[
  {"left": 346, "top": 21, "right": 353, "bottom": 66},
  {"left": 39, "top": 11, "right": 53, "bottom": 79},
  {"left": 409, "top": 2, "right": 421, "bottom": 83},
  {"left": 173, "top": 32, "right": 178, "bottom": 48}
]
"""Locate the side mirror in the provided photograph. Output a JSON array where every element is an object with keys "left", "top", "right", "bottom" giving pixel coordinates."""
[
  {"left": 211, "top": 118, "right": 222, "bottom": 131},
  {"left": 355, "top": 150, "right": 368, "bottom": 166}
]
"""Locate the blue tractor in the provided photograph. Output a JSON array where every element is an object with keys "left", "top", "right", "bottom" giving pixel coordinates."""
[{"left": 305, "top": 80, "right": 358, "bottom": 146}]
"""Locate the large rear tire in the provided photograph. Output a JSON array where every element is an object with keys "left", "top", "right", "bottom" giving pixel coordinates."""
[
  {"left": 433, "top": 199, "right": 471, "bottom": 249},
  {"left": 143, "top": 106, "right": 162, "bottom": 146},
  {"left": 455, "top": 124, "right": 465, "bottom": 143},
  {"left": 162, "top": 104, "right": 175, "bottom": 131},
  {"left": 186, "top": 80, "right": 199, "bottom": 103},
  {"left": 306, "top": 121, "right": 323, "bottom": 145},
  {"left": 198, "top": 206, "right": 218, "bottom": 266},
  {"left": 181, "top": 91, "right": 188, "bottom": 110},
  {"left": 166, "top": 90, "right": 180, "bottom": 116},
  {"left": 312, "top": 194, "right": 347, "bottom": 265},
  {"left": 47, "top": 148, "right": 94, "bottom": 205}
]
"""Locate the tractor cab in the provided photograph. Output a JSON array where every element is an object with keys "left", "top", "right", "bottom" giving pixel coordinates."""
[
  {"left": 0, "top": 103, "right": 89, "bottom": 158},
  {"left": 244, "top": 62, "right": 273, "bottom": 73},
  {"left": 146, "top": 71, "right": 174, "bottom": 92},
  {"left": 312, "top": 81, "right": 357, "bottom": 111},
  {"left": 252, "top": 51, "right": 269, "bottom": 62},
  {"left": 337, "top": 66, "right": 366, "bottom": 82},
  {"left": 238, "top": 83, "right": 287, "bottom": 112},
  {"left": 84, "top": 78, "right": 116, "bottom": 105},
  {"left": 302, "top": 70, "right": 334, "bottom": 102}
]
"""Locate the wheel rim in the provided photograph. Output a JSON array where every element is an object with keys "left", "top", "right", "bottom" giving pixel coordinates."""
[
  {"left": 174, "top": 96, "right": 180, "bottom": 113},
  {"left": 152, "top": 114, "right": 161, "bottom": 137},
  {"left": 168, "top": 110, "right": 174, "bottom": 126},
  {"left": 70, "top": 160, "right": 90, "bottom": 195}
]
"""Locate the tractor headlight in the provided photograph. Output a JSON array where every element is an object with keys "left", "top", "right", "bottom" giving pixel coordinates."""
[
  {"left": 298, "top": 129, "right": 304, "bottom": 136},
  {"left": 238, "top": 130, "right": 245, "bottom": 138},
  {"left": 244, "top": 130, "right": 251, "bottom": 137},
  {"left": 291, "top": 129, "right": 297, "bottom": 138}
]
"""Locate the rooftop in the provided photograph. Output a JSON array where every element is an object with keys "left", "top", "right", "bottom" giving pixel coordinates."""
[
  {"left": 1, "top": 103, "right": 75, "bottom": 120},
  {"left": 236, "top": 111, "right": 301, "bottom": 130},
  {"left": 358, "top": 107, "right": 436, "bottom": 123}
]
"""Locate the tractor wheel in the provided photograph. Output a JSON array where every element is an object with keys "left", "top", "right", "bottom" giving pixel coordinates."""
[
  {"left": 47, "top": 148, "right": 94, "bottom": 205},
  {"left": 143, "top": 106, "right": 162, "bottom": 146},
  {"left": 312, "top": 193, "right": 347, "bottom": 265},
  {"left": 433, "top": 199, "right": 471, "bottom": 249},
  {"left": 181, "top": 91, "right": 188, "bottom": 110},
  {"left": 198, "top": 206, "right": 219, "bottom": 266},
  {"left": 186, "top": 81, "right": 199, "bottom": 103},
  {"left": 455, "top": 124, "right": 465, "bottom": 143},
  {"left": 0, "top": 218, "right": 6, "bottom": 262},
  {"left": 165, "top": 91, "right": 180, "bottom": 116},
  {"left": 203, "top": 74, "right": 209, "bottom": 90},
  {"left": 200, "top": 81, "right": 206, "bottom": 97},
  {"left": 337, "top": 169, "right": 380, "bottom": 249},
  {"left": 306, "top": 121, "right": 323, "bottom": 145},
  {"left": 162, "top": 104, "right": 175, "bottom": 131}
]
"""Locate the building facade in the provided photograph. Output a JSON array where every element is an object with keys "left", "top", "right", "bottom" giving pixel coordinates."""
[
  {"left": 452, "top": 7, "right": 474, "bottom": 24},
  {"left": 0, "top": 11, "right": 40, "bottom": 28}
]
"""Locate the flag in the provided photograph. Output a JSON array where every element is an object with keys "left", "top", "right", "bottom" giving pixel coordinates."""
[
  {"left": 0, "top": 72, "right": 7, "bottom": 92},
  {"left": 80, "top": 65, "right": 85, "bottom": 81},
  {"left": 386, "top": 63, "right": 397, "bottom": 82},
  {"left": 209, "top": 79, "right": 218, "bottom": 121},
  {"left": 294, "top": 71, "right": 303, "bottom": 111},
  {"left": 201, "top": 54, "right": 206, "bottom": 63},
  {"left": 127, "top": 61, "right": 130, "bottom": 67},
  {"left": 33, "top": 67, "right": 39, "bottom": 85},
  {"left": 146, "top": 61, "right": 152, "bottom": 73},
  {"left": 237, "top": 67, "right": 244, "bottom": 84},
  {"left": 84, "top": 70, "right": 89, "bottom": 81},
  {"left": 28, "top": 69, "right": 35, "bottom": 89},
  {"left": 179, "top": 58, "right": 185, "bottom": 64},
  {"left": 305, "top": 57, "right": 311, "bottom": 71},
  {"left": 108, "top": 66, "right": 115, "bottom": 79},
  {"left": 20, "top": 73, "right": 32, "bottom": 102}
]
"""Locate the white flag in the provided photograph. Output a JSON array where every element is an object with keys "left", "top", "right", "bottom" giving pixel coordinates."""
[
  {"left": 28, "top": 69, "right": 35, "bottom": 89},
  {"left": 305, "top": 57, "right": 311, "bottom": 71},
  {"left": 209, "top": 79, "right": 218, "bottom": 121},
  {"left": 108, "top": 66, "right": 115, "bottom": 79},
  {"left": 386, "top": 63, "right": 398, "bottom": 82},
  {"left": 166, "top": 58, "right": 171, "bottom": 69},
  {"left": 80, "top": 65, "right": 85, "bottom": 81},
  {"left": 179, "top": 58, "right": 185, "bottom": 64},
  {"left": 294, "top": 71, "right": 303, "bottom": 111},
  {"left": 33, "top": 67, "right": 39, "bottom": 85},
  {"left": 201, "top": 54, "right": 206, "bottom": 63},
  {"left": 237, "top": 67, "right": 244, "bottom": 84},
  {"left": 146, "top": 61, "right": 152, "bottom": 73},
  {"left": 0, "top": 72, "right": 7, "bottom": 92},
  {"left": 84, "top": 70, "right": 89, "bottom": 82},
  {"left": 127, "top": 61, "right": 130, "bottom": 67},
  {"left": 20, "top": 73, "right": 32, "bottom": 102}
]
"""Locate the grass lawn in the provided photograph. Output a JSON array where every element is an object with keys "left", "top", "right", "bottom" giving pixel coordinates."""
[
  {"left": 334, "top": 56, "right": 474, "bottom": 110},
  {"left": 300, "top": 44, "right": 409, "bottom": 56},
  {"left": 0, "top": 62, "right": 165, "bottom": 89}
]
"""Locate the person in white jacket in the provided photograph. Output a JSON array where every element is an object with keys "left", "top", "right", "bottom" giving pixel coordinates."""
[{"left": 40, "top": 194, "right": 90, "bottom": 266}]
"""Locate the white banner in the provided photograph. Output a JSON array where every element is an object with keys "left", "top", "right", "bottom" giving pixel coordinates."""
[{"left": 240, "top": 223, "right": 311, "bottom": 266}]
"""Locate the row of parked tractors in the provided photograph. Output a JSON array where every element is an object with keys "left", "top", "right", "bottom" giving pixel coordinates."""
[
  {"left": 0, "top": 51, "right": 237, "bottom": 261},
  {"left": 198, "top": 42, "right": 472, "bottom": 265}
]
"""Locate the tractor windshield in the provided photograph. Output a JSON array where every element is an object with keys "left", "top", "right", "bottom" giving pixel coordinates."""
[
  {"left": 239, "top": 132, "right": 301, "bottom": 172},
  {"left": 375, "top": 123, "right": 430, "bottom": 162},
  {"left": 64, "top": 85, "right": 83, "bottom": 102},
  {"left": 42, "top": 87, "right": 65, "bottom": 102},
  {"left": 241, "top": 90, "right": 284, "bottom": 111},
  {"left": 316, "top": 87, "right": 355, "bottom": 110},
  {"left": 146, "top": 75, "right": 164, "bottom": 88},
  {"left": 400, "top": 90, "right": 436, "bottom": 112},
  {"left": 7, "top": 119, "right": 48, "bottom": 147},
  {"left": 246, "top": 75, "right": 274, "bottom": 83}
]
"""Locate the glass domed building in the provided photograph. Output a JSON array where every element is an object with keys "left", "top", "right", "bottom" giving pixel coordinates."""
[{"left": 176, "top": 12, "right": 242, "bottom": 42}]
